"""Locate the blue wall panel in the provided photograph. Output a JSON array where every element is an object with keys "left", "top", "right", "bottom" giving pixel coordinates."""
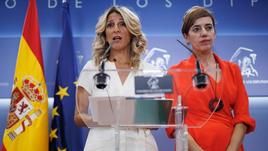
[{"left": 1, "top": 1, "right": 268, "bottom": 150}]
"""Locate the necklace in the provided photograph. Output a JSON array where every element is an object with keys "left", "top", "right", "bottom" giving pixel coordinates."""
[
  {"left": 208, "top": 63, "right": 224, "bottom": 112},
  {"left": 112, "top": 58, "right": 129, "bottom": 65}
]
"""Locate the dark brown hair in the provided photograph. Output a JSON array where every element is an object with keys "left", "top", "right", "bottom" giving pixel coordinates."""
[{"left": 181, "top": 6, "right": 216, "bottom": 35}]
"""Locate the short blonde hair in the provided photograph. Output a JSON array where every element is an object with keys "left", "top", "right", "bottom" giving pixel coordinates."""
[{"left": 92, "top": 6, "right": 147, "bottom": 68}]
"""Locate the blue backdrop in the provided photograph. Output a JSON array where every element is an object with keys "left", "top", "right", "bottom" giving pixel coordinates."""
[
  {"left": 1, "top": 0, "right": 268, "bottom": 97},
  {"left": 1, "top": 1, "right": 268, "bottom": 151}
]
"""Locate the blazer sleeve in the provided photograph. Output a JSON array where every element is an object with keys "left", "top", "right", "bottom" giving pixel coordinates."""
[{"left": 232, "top": 63, "right": 256, "bottom": 133}]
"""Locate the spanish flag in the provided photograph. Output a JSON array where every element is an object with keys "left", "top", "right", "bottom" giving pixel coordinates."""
[{"left": 1, "top": 0, "right": 48, "bottom": 151}]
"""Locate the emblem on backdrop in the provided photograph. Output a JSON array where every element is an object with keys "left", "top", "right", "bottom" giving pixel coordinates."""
[
  {"left": 144, "top": 47, "right": 171, "bottom": 70},
  {"left": 230, "top": 47, "right": 258, "bottom": 78}
]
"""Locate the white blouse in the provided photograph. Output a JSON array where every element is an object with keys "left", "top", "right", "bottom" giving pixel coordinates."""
[{"left": 78, "top": 60, "right": 159, "bottom": 151}]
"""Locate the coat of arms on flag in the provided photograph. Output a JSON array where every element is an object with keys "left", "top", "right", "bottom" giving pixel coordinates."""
[{"left": 6, "top": 76, "right": 45, "bottom": 140}]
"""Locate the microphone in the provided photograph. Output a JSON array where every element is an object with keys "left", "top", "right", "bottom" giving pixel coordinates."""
[
  {"left": 93, "top": 41, "right": 114, "bottom": 89},
  {"left": 176, "top": 39, "right": 208, "bottom": 89}
]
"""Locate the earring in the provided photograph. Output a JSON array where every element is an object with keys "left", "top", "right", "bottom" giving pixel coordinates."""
[{"left": 136, "top": 41, "right": 141, "bottom": 47}]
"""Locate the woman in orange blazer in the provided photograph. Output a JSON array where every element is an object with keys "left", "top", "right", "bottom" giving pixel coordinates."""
[{"left": 166, "top": 6, "right": 256, "bottom": 151}]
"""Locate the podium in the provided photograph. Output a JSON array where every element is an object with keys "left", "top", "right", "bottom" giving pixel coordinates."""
[
  {"left": 83, "top": 96, "right": 188, "bottom": 151},
  {"left": 75, "top": 68, "right": 203, "bottom": 151}
]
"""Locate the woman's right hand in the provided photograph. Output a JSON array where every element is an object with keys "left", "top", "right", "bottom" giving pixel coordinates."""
[
  {"left": 188, "top": 134, "right": 204, "bottom": 151},
  {"left": 74, "top": 86, "right": 109, "bottom": 127},
  {"left": 74, "top": 86, "right": 95, "bottom": 127}
]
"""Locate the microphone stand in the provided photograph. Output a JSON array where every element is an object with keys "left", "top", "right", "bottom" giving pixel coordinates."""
[
  {"left": 94, "top": 41, "right": 114, "bottom": 89},
  {"left": 174, "top": 39, "right": 208, "bottom": 151},
  {"left": 176, "top": 39, "right": 208, "bottom": 89},
  {"left": 174, "top": 95, "right": 188, "bottom": 151},
  {"left": 98, "top": 42, "right": 121, "bottom": 151}
]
